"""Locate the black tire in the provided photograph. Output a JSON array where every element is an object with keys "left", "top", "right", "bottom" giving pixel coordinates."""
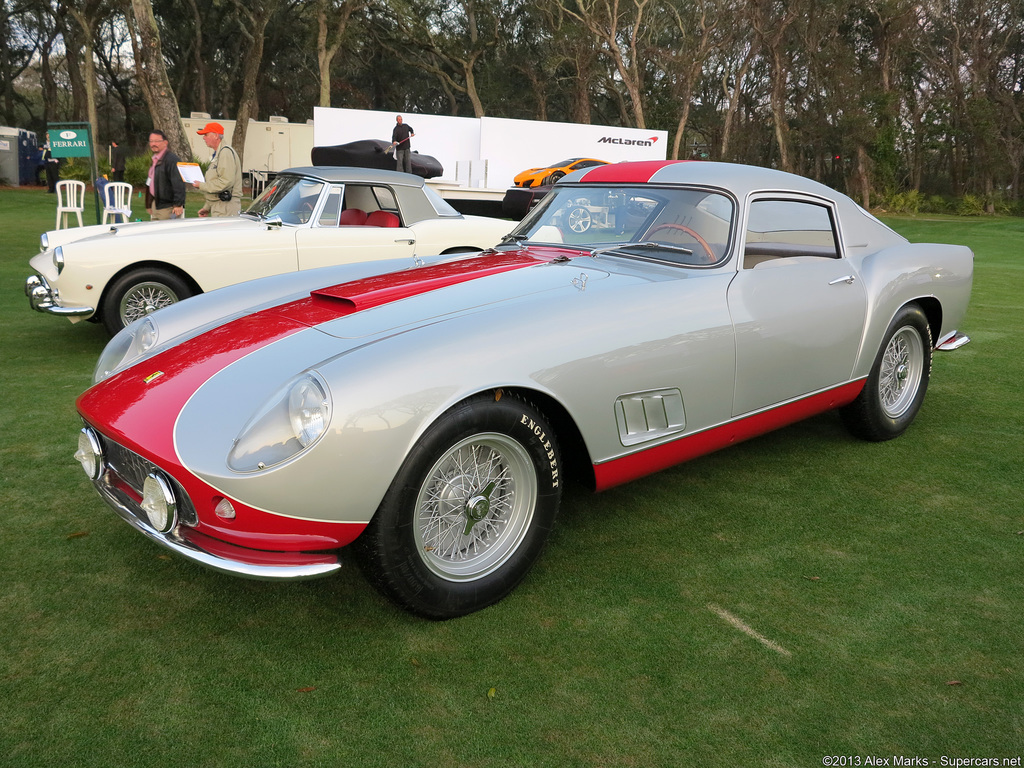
[
  {"left": 102, "top": 268, "right": 193, "bottom": 335},
  {"left": 841, "top": 303, "right": 932, "bottom": 441},
  {"left": 544, "top": 171, "right": 565, "bottom": 186},
  {"left": 355, "top": 391, "right": 562, "bottom": 619}
]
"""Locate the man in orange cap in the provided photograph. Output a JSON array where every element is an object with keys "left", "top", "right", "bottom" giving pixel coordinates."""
[{"left": 193, "top": 121, "right": 243, "bottom": 217}]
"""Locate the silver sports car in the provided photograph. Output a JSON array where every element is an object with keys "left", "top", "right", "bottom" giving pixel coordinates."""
[{"left": 74, "top": 161, "right": 973, "bottom": 618}]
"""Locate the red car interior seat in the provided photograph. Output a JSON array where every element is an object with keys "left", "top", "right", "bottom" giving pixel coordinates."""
[
  {"left": 338, "top": 208, "right": 368, "bottom": 226},
  {"left": 366, "top": 210, "right": 400, "bottom": 228}
]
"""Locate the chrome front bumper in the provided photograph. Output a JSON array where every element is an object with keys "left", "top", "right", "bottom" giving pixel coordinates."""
[
  {"left": 80, "top": 426, "right": 341, "bottom": 581},
  {"left": 24, "top": 274, "right": 94, "bottom": 317},
  {"left": 94, "top": 477, "right": 342, "bottom": 581}
]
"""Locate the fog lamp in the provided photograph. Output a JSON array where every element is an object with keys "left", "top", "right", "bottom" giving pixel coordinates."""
[
  {"left": 140, "top": 473, "right": 177, "bottom": 533},
  {"left": 214, "top": 497, "right": 237, "bottom": 520},
  {"left": 74, "top": 428, "right": 104, "bottom": 480}
]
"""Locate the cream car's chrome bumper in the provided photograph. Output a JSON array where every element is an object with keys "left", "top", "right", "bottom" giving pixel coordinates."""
[{"left": 25, "top": 274, "right": 94, "bottom": 317}]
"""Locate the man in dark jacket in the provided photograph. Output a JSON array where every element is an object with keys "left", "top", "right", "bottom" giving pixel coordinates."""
[
  {"left": 146, "top": 130, "right": 186, "bottom": 219},
  {"left": 390, "top": 115, "right": 415, "bottom": 174},
  {"left": 110, "top": 140, "right": 127, "bottom": 182},
  {"left": 42, "top": 134, "right": 61, "bottom": 193}
]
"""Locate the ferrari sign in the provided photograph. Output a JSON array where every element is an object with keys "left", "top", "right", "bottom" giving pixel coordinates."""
[{"left": 49, "top": 127, "right": 91, "bottom": 158}]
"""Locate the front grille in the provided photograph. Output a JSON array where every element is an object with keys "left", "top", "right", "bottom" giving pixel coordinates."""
[{"left": 101, "top": 437, "right": 199, "bottom": 527}]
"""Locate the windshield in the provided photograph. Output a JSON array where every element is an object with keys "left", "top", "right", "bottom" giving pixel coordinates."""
[
  {"left": 510, "top": 185, "right": 735, "bottom": 267},
  {"left": 246, "top": 175, "right": 324, "bottom": 224}
]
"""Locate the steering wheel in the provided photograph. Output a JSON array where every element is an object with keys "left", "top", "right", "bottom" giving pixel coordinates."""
[{"left": 645, "top": 223, "right": 716, "bottom": 264}]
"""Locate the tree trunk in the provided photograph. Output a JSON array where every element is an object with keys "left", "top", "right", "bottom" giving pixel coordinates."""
[
  {"left": 232, "top": 31, "right": 267, "bottom": 167},
  {"left": 129, "top": 0, "right": 190, "bottom": 159},
  {"left": 856, "top": 143, "right": 871, "bottom": 209}
]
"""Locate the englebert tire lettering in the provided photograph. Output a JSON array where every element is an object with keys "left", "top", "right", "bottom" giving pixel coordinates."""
[{"left": 519, "top": 413, "right": 559, "bottom": 488}]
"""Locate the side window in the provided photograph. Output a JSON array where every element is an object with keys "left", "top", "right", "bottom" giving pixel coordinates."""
[
  {"left": 371, "top": 186, "right": 399, "bottom": 213},
  {"left": 744, "top": 199, "right": 840, "bottom": 268},
  {"left": 317, "top": 185, "right": 344, "bottom": 226}
]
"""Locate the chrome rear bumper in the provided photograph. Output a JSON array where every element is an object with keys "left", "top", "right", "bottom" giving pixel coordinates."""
[
  {"left": 24, "top": 274, "right": 94, "bottom": 317},
  {"left": 936, "top": 330, "right": 970, "bottom": 351}
]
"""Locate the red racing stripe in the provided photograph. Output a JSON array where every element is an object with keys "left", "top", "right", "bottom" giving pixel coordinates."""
[
  {"left": 576, "top": 160, "right": 687, "bottom": 184},
  {"left": 77, "top": 249, "right": 549, "bottom": 550}
]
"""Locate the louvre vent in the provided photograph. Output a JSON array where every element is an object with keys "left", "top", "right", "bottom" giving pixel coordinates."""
[{"left": 614, "top": 389, "right": 686, "bottom": 446}]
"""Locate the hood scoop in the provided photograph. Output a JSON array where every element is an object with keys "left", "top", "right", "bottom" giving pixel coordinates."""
[{"left": 309, "top": 250, "right": 546, "bottom": 313}]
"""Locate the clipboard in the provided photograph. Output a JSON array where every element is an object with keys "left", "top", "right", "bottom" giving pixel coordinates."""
[{"left": 177, "top": 162, "right": 204, "bottom": 184}]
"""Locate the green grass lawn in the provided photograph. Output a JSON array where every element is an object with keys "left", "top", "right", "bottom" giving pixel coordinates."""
[{"left": 1, "top": 187, "right": 1021, "bottom": 766}]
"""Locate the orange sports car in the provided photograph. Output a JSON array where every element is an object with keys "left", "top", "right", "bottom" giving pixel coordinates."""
[{"left": 513, "top": 158, "right": 608, "bottom": 187}]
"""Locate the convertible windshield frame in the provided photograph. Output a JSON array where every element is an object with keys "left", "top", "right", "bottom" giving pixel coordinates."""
[
  {"left": 245, "top": 174, "right": 326, "bottom": 225},
  {"left": 510, "top": 183, "right": 738, "bottom": 268}
]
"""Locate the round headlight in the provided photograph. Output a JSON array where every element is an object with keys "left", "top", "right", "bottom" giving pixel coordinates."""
[
  {"left": 228, "top": 372, "right": 332, "bottom": 472},
  {"left": 140, "top": 473, "right": 177, "bottom": 533},
  {"left": 289, "top": 375, "right": 330, "bottom": 448},
  {"left": 74, "top": 428, "right": 104, "bottom": 480},
  {"left": 135, "top": 316, "right": 159, "bottom": 353},
  {"left": 94, "top": 316, "right": 159, "bottom": 383}
]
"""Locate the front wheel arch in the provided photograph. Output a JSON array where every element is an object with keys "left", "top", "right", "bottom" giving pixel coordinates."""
[
  {"left": 354, "top": 389, "right": 566, "bottom": 618},
  {"left": 99, "top": 262, "right": 202, "bottom": 335}
]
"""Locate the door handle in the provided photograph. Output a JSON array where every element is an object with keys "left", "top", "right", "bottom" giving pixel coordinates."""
[
  {"left": 395, "top": 238, "right": 415, "bottom": 244},
  {"left": 829, "top": 275, "right": 856, "bottom": 285}
]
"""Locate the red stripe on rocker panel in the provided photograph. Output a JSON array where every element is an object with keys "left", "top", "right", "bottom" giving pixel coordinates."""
[
  {"left": 576, "top": 160, "right": 686, "bottom": 184},
  {"left": 593, "top": 380, "right": 865, "bottom": 491}
]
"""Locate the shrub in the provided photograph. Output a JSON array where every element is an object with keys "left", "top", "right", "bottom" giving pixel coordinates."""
[
  {"left": 57, "top": 157, "right": 92, "bottom": 183},
  {"left": 956, "top": 194, "right": 986, "bottom": 216},
  {"left": 923, "top": 195, "right": 952, "bottom": 214},
  {"left": 884, "top": 189, "right": 923, "bottom": 214}
]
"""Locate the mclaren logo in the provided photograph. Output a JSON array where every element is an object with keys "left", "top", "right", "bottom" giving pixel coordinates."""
[{"left": 598, "top": 136, "right": 659, "bottom": 146}]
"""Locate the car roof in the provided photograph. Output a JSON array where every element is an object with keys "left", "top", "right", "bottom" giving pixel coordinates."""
[
  {"left": 281, "top": 166, "right": 426, "bottom": 187},
  {"left": 567, "top": 160, "right": 846, "bottom": 200}
]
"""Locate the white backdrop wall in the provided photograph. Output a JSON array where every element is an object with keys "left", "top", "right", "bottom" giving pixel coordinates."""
[{"left": 313, "top": 107, "right": 668, "bottom": 189}]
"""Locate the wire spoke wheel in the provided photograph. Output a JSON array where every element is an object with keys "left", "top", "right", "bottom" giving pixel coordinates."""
[
  {"left": 103, "top": 268, "right": 193, "bottom": 335},
  {"left": 120, "top": 281, "right": 180, "bottom": 325},
  {"left": 840, "top": 303, "right": 931, "bottom": 442},
  {"left": 878, "top": 325, "right": 925, "bottom": 419},
  {"left": 414, "top": 433, "right": 537, "bottom": 581},
  {"left": 356, "top": 392, "right": 562, "bottom": 618}
]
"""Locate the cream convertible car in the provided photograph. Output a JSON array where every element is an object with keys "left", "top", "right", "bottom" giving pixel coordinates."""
[{"left": 25, "top": 167, "right": 511, "bottom": 335}]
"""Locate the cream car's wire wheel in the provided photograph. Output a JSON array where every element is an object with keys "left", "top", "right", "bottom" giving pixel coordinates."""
[
  {"left": 413, "top": 432, "right": 537, "bottom": 581},
  {"left": 879, "top": 325, "right": 925, "bottom": 419},
  {"left": 103, "top": 268, "right": 194, "bottom": 335},
  {"left": 120, "top": 280, "right": 180, "bottom": 324}
]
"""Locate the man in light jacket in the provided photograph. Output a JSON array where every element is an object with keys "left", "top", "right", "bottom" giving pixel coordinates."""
[{"left": 193, "top": 122, "right": 243, "bottom": 217}]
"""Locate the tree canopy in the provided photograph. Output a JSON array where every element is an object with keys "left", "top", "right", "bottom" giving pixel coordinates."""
[{"left": 5, "top": 0, "right": 1023, "bottom": 209}]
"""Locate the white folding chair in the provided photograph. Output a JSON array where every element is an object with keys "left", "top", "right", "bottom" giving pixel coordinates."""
[
  {"left": 102, "top": 181, "right": 133, "bottom": 224},
  {"left": 56, "top": 180, "right": 86, "bottom": 229}
]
